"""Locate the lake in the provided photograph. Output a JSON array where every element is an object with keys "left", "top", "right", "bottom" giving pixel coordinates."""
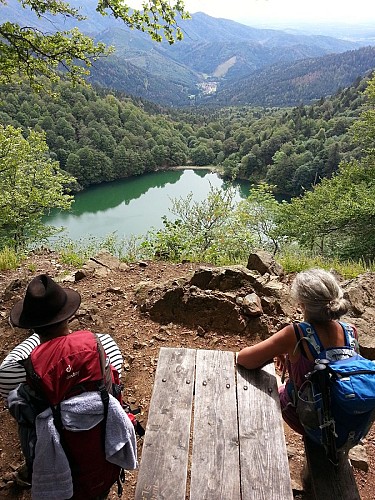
[{"left": 44, "top": 169, "right": 251, "bottom": 241}]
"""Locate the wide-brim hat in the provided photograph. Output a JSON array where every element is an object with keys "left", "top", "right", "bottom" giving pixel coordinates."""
[{"left": 10, "top": 274, "right": 81, "bottom": 329}]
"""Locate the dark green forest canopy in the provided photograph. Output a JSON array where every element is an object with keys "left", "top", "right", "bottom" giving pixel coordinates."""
[{"left": 0, "top": 75, "right": 369, "bottom": 195}]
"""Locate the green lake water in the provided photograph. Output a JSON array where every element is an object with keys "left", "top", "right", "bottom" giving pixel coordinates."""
[{"left": 44, "top": 169, "right": 251, "bottom": 241}]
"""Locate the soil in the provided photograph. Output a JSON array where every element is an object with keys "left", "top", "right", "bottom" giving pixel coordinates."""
[{"left": 0, "top": 251, "right": 374, "bottom": 499}]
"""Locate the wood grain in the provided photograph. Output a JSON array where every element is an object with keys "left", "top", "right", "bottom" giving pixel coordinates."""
[
  {"left": 190, "top": 349, "right": 241, "bottom": 499},
  {"left": 304, "top": 438, "right": 360, "bottom": 500},
  {"left": 237, "top": 362, "right": 293, "bottom": 499},
  {"left": 135, "top": 347, "right": 196, "bottom": 500}
]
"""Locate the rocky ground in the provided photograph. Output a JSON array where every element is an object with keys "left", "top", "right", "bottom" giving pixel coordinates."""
[{"left": 0, "top": 250, "right": 374, "bottom": 499}]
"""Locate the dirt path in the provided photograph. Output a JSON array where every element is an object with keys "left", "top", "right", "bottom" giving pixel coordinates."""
[{"left": 0, "top": 252, "right": 374, "bottom": 498}]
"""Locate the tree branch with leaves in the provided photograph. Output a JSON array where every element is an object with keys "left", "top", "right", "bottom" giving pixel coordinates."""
[
  {"left": 0, "top": 0, "right": 189, "bottom": 88},
  {"left": 0, "top": 125, "right": 75, "bottom": 250}
]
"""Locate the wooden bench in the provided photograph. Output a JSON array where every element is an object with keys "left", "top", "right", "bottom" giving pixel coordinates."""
[
  {"left": 303, "top": 438, "right": 360, "bottom": 500},
  {"left": 134, "top": 347, "right": 293, "bottom": 499}
]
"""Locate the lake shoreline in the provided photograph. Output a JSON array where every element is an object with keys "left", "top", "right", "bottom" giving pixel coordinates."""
[
  {"left": 45, "top": 169, "right": 250, "bottom": 241},
  {"left": 159, "top": 165, "right": 223, "bottom": 173}
]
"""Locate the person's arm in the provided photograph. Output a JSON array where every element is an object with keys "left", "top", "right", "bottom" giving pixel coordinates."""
[
  {"left": 0, "top": 332, "right": 40, "bottom": 400},
  {"left": 97, "top": 333, "right": 123, "bottom": 376},
  {"left": 237, "top": 325, "right": 295, "bottom": 370}
]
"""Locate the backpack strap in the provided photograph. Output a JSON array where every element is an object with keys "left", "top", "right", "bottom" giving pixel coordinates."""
[
  {"left": 293, "top": 322, "right": 322, "bottom": 359},
  {"left": 292, "top": 323, "right": 308, "bottom": 358},
  {"left": 21, "top": 356, "right": 45, "bottom": 397},
  {"left": 338, "top": 322, "right": 360, "bottom": 353}
]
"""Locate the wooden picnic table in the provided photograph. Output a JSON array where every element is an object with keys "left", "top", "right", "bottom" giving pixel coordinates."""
[{"left": 135, "top": 347, "right": 293, "bottom": 499}]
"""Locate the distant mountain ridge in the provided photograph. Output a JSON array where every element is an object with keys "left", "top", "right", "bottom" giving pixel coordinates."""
[
  {"left": 210, "top": 45, "right": 375, "bottom": 107},
  {"left": 1, "top": 2, "right": 374, "bottom": 106}
]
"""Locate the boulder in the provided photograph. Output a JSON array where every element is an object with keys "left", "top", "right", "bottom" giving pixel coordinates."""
[
  {"left": 347, "top": 314, "right": 375, "bottom": 360},
  {"left": 247, "top": 250, "right": 284, "bottom": 276},
  {"left": 343, "top": 272, "right": 375, "bottom": 316},
  {"left": 190, "top": 265, "right": 258, "bottom": 291},
  {"left": 349, "top": 444, "right": 369, "bottom": 472},
  {"left": 135, "top": 264, "right": 289, "bottom": 337},
  {"left": 91, "top": 250, "right": 122, "bottom": 270},
  {"left": 242, "top": 293, "right": 263, "bottom": 317}
]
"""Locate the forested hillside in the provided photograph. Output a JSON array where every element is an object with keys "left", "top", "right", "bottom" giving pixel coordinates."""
[
  {"left": 0, "top": 75, "right": 369, "bottom": 197},
  {"left": 0, "top": 3, "right": 370, "bottom": 107},
  {"left": 211, "top": 46, "right": 375, "bottom": 107},
  {"left": 182, "top": 76, "right": 369, "bottom": 195},
  {"left": 0, "top": 83, "right": 190, "bottom": 189}
]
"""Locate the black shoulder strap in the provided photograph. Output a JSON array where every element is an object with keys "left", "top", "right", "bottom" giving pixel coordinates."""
[{"left": 20, "top": 356, "right": 50, "bottom": 402}]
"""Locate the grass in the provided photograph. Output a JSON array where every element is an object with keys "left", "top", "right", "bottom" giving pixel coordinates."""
[
  {"left": 278, "top": 250, "right": 374, "bottom": 279},
  {"left": 2, "top": 235, "right": 374, "bottom": 280},
  {"left": 0, "top": 246, "right": 21, "bottom": 270}
]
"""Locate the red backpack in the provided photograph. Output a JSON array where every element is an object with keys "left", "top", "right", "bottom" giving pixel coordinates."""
[{"left": 23, "top": 330, "right": 124, "bottom": 499}]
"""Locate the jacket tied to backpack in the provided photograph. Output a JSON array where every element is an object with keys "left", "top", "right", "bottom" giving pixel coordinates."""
[
  {"left": 8, "top": 330, "right": 138, "bottom": 499},
  {"left": 31, "top": 391, "right": 137, "bottom": 499}
]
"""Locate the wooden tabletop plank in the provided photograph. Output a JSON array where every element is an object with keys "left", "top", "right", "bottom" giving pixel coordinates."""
[
  {"left": 304, "top": 438, "right": 360, "bottom": 499},
  {"left": 190, "top": 350, "right": 241, "bottom": 500},
  {"left": 237, "top": 362, "right": 293, "bottom": 500},
  {"left": 135, "top": 347, "right": 196, "bottom": 500}
]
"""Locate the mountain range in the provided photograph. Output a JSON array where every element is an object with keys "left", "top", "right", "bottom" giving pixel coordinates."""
[{"left": 1, "top": 1, "right": 375, "bottom": 107}]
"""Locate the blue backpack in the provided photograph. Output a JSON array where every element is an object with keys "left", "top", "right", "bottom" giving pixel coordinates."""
[{"left": 294, "top": 321, "right": 375, "bottom": 464}]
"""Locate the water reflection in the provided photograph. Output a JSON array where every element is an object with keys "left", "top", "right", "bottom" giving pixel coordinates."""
[
  {"left": 67, "top": 170, "right": 184, "bottom": 216},
  {"left": 45, "top": 169, "right": 250, "bottom": 240}
]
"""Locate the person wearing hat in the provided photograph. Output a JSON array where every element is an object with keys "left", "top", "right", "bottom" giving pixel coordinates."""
[
  {"left": 0, "top": 274, "right": 123, "bottom": 399},
  {"left": 0, "top": 274, "right": 137, "bottom": 494}
]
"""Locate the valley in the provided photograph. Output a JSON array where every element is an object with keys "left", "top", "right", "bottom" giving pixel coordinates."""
[{"left": 0, "top": 3, "right": 374, "bottom": 106}]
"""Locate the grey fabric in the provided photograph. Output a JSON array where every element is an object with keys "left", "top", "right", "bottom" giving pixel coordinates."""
[
  {"left": 8, "top": 383, "right": 48, "bottom": 472},
  {"left": 30, "top": 392, "right": 137, "bottom": 499},
  {"left": 32, "top": 407, "right": 73, "bottom": 499},
  {"left": 60, "top": 392, "right": 137, "bottom": 469}
]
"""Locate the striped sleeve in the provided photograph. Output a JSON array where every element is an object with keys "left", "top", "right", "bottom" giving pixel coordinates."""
[
  {"left": 97, "top": 333, "right": 123, "bottom": 376},
  {"left": 0, "top": 332, "right": 123, "bottom": 399},
  {"left": 0, "top": 333, "right": 40, "bottom": 400}
]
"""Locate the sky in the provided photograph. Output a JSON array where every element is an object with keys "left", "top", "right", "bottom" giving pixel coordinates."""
[{"left": 134, "top": 0, "right": 375, "bottom": 26}]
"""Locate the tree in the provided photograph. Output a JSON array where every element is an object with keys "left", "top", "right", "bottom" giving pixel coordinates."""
[
  {"left": 190, "top": 145, "right": 215, "bottom": 166},
  {"left": 143, "top": 184, "right": 256, "bottom": 264},
  {"left": 277, "top": 74, "right": 375, "bottom": 260},
  {"left": 0, "top": 0, "right": 189, "bottom": 88},
  {"left": 278, "top": 159, "right": 375, "bottom": 259},
  {"left": 0, "top": 125, "right": 74, "bottom": 250},
  {"left": 235, "top": 183, "right": 282, "bottom": 255}
]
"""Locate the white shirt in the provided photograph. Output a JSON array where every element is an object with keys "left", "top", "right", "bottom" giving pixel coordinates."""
[{"left": 0, "top": 332, "right": 123, "bottom": 400}]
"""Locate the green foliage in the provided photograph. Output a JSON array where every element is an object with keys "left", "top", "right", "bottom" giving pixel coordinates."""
[
  {"left": 176, "top": 77, "right": 367, "bottom": 197},
  {"left": 0, "top": 125, "right": 74, "bottom": 250},
  {"left": 278, "top": 159, "right": 375, "bottom": 259},
  {"left": 0, "top": 75, "right": 369, "bottom": 197},
  {"left": 277, "top": 248, "right": 374, "bottom": 279},
  {"left": 51, "top": 233, "right": 144, "bottom": 265},
  {"left": 143, "top": 185, "right": 255, "bottom": 264},
  {"left": 0, "top": 246, "right": 21, "bottom": 270},
  {"left": 0, "top": 82, "right": 192, "bottom": 189},
  {"left": 0, "top": 0, "right": 189, "bottom": 88},
  {"left": 96, "top": 0, "right": 190, "bottom": 44},
  {"left": 235, "top": 183, "right": 283, "bottom": 254},
  {"left": 276, "top": 74, "right": 375, "bottom": 261},
  {"left": 142, "top": 217, "right": 190, "bottom": 262}
]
